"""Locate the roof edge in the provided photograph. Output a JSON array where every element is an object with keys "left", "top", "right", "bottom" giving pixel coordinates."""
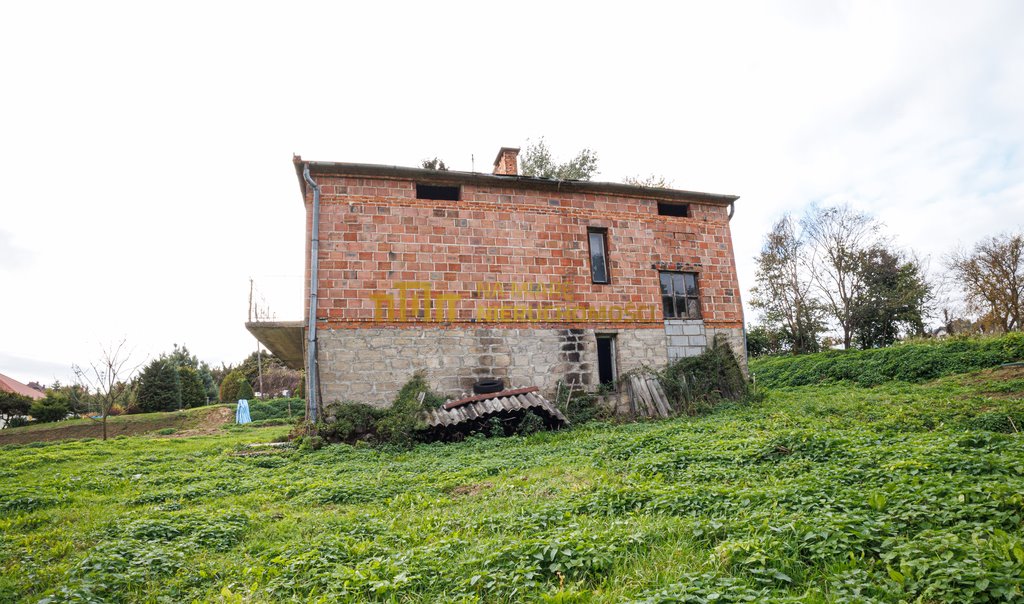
[{"left": 292, "top": 157, "right": 739, "bottom": 205}]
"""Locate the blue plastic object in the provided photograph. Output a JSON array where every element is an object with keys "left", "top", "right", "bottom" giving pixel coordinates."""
[{"left": 236, "top": 399, "right": 252, "bottom": 424}]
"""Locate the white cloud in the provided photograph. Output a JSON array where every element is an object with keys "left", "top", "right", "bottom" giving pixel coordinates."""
[{"left": 0, "top": 1, "right": 1022, "bottom": 381}]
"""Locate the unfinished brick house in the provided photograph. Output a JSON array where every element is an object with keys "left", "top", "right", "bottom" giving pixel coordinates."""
[{"left": 247, "top": 148, "right": 745, "bottom": 415}]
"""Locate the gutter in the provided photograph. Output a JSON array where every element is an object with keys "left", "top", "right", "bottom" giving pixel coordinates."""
[{"left": 302, "top": 163, "right": 321, "bottom": 424}]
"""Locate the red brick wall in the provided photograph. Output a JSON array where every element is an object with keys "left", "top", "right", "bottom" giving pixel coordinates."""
[{"left": 304, "top": 174, "right": 743, "bottom": 330}]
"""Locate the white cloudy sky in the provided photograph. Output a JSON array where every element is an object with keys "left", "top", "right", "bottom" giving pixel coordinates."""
[{"left": 2, "top": 1, "right": 1022, "bottom": 385}]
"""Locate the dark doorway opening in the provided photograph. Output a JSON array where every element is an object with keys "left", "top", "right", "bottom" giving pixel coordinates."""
[{"left": 596, "top": 335, "right": 617, "bottom": 386}]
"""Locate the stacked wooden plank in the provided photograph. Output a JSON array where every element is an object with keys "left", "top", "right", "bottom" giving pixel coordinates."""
[
  {"left": 627, "top": 374, "right": 673, "bottom": 418},
  {"left": 423, "top": 387, "right": 569, "bottom": 430}
]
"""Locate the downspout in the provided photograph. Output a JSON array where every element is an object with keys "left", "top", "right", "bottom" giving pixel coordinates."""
[
  {"left": 727, "top": 199, "right": 748, "bottom": 373},
  {"left": 303, "top": 164, "right": 321, "bottom": 424}
]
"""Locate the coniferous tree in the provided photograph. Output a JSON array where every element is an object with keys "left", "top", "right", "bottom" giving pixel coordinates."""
[
  {"left": 219, "top": 370, "right": 246, "bottom": 403},
  {"left": 178, "top": 366, "right": 207, "bottom": 408},
  {"left": 236, "top": 380, "right": 254, "bottom": 401},
  {"left": 137, "top": 358, "right": 182, "bottom": 412}
]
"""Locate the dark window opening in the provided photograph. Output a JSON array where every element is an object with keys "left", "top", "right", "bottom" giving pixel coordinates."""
[
  {"left": 659, "top": 271, "right": 701, "bottom": 319},
  {"left": 416, "top": 183, "right": 460, "bottom": 201},
  {"left": 657, "top": 201, "right": 689, "bottom": 217},
  {"left": 588, "top": 228, "right": 610, "bottom": 284},
  {"left": 596, "top": 335, "right": 616, "bottom": 386}
]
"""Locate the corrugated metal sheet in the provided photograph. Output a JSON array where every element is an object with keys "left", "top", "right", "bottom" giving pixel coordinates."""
[{"left": 423, "top": 387, "right": 569, "bottom": 431}]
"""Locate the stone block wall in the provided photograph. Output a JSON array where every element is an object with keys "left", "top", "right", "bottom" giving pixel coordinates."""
[
  {"left": 316, "top": 326, "right": 668, "bottom": 407},
  {"left": 665, "top": 319, "right": 709, "bottom": 360}
]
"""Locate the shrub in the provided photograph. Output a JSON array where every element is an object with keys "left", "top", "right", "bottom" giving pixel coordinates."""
[
  {"left": 555, "top": 383, "right": 605, "bottom": 425},
  {"left": 248, "top": 398, "right": 302, "bottom": 421},
  {"left": 28, "top": 393, "right": 71, "bottom": 423},
  {"left": 751, "top": 333, "right": 1024, "bottom": 388},
  {"left": 318, "top": 402, "right": 382, "bottom": 442},
  {"left": 236, "top": 380, "right": 255, "bottom": 401},
  {"left": 658, "top": 335, "right": 749, "bottom": 415},
  {"left": 315, "top": 372, "right": 441, "bottom": 447},
  {"left": 218, "top": 371, "right": 246, "bottom": 403},
  {"left": 374, "top": 372, "right": 435, "bottom": 446}
]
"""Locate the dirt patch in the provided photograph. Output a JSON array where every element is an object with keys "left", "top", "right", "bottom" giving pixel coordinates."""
[
  {"left": 957, "top": 365, "right": 1024, "bottom": 399},
  {"left": 960, "top": 365, "right": 1024, "bottom": 383},
  {"left": 0, "top": 415, "right": 184, "bottom": 446},
  {"left": 451, "top": 482, "right": 493, "bottom": 497},
  {"left": 167, "top": 406, "right": 234, "bottom": 438}
]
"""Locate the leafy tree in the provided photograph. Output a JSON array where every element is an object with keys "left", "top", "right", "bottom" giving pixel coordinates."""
[
  {"left": 623, "top": 174, "right": 673, "bottom": 188},
  {"left": 236, "top": 380, "right": 254, "bottom": 401},
  {"left": 0, "top": 391, "right": 32, "bottom": 427},
  {"left": 749, "top": 215, "right": 825, "bottom": 354},
  {"left": 29, "top": 391, "right": 72, "bottom": 423},
  {"left": 420, "top": 157, "right": 448, "bottom": 171},
  {"left": 745, "top": 324, "right": 786, "bottom": 358},
  {"left": 851, "top": 247, "right": 931, "bottom": 348},
  {"left": 178, "top": 366, "right": 207, "bottom": 408},
  {"left": 235, "top": 351, "right": 299, "bottom": 397},
  {"left": 70, "top": 339, "right": 139, "bottom": 439},
  {"left": 219, "top": 370, "right": 247, "bottom": 403},
  {"left": 519, "top": 137, "right": 599, "bottom": 180},
  {"left": 136, "top": 358, "right": 181, "bottom": 412},
  {"left": 295, "top": 372, "right": 306, "bottom": 400},
  {"left": 946, "top": 231, "right": 1023, "bottom": 333},
  {"left": 802, "top": 204, "right": 882, "bottom": 349}
]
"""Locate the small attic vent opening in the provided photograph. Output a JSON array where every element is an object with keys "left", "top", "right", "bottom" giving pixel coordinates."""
[
  {"left": 417, "top": 183, "right": 460, "bottom": 201},
  {"left": 657, "top": 201, "right": 689, "bottom": 217}
]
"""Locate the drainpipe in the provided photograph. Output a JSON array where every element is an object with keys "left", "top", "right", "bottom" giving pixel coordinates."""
[
  {"left": 728, "top": 200, "right": 736, "bottom": 221},
  {"left": 303, "top": 163, "right": 321, "bottom": 424}
]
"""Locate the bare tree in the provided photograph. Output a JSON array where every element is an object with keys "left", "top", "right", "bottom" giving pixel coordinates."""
[
  {"left": 946, "top": 232, "right": 1024, "bottom": 333},
  {"left": 71, "top": 339, "right": 140, "bottom": 440},
  {"left": 749, "top": 214, "right": 825, "bottom": 353},
  {"left": 802, "top": 204, "right": 882, "bottom": 349}
]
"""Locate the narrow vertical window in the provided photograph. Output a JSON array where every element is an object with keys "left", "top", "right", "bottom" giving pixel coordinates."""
[
  {"left": 588, "top": 229, "right": 609, "bottom": 284},
  {"left": 596, "top": 334, "right": 617, "bottom": 386}
]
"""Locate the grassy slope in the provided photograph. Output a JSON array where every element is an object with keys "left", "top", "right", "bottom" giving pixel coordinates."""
[
  {"left": 0, "top": 372, "right": 1022, "bottom": 602},
  {"left": 0, "top": 405, "right": 234, "bottom": 446}
]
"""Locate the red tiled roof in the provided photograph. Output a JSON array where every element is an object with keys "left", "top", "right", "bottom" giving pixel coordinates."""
[{"left": 0, "top": 373, "right": 45, "bottom": 400}]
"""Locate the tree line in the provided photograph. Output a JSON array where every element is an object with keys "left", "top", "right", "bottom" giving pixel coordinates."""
[
  {"left": 2, "top": 344, "right": 303, "bottom": 437},
  {"left": 748, "top": 203, "right": 1023, "bottom": 356}
]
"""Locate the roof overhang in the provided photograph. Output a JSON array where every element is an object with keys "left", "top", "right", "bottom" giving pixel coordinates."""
[
  {"left": 245, "top": 321, "right": 305, "bottom": 370},
  {"left": 292, "top": 155, "right": 739, "bottom": 206}
]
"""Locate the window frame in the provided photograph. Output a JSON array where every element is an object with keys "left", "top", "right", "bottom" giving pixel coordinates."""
[
  {"left": 587, "top": 228, "right": 610, "bottom": 284},
  {"left": 656, "top": 201, "right": 689, "bottom": 217},
  {"left": 415, "top": 183, "right": 460, "bottom": 201},
  {"left": 595, "top": 333, "right": 618, "bottom": 387},
  {"left": 659, "top": 271, "right": 702, "bottom": 319}
]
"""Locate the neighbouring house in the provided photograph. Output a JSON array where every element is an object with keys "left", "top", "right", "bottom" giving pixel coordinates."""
[
  {"left": 0, "top": 372, "right": 45, "bottom": 428},
  {"left": 247, "top": 148, "right": 745, "bottom": 416},
  {"left": 0, "top": 373, "right": 45, "bottom": 401}
]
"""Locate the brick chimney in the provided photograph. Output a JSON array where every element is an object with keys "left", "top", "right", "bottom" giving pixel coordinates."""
[{"left": 492, "top": 147, "right": 520, "bottom": 176}]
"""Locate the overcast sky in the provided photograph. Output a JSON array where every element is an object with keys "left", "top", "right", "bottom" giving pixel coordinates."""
[{"left": 2, "top": 1, "right": 1022, "bottom": 386}]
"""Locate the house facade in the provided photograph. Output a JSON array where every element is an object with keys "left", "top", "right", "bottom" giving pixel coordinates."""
[{"left": 248, "top": 148, "right": 745, "bottom": 411}]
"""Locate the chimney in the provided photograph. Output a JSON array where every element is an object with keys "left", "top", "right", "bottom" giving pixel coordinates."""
[{"left": 492, "top": 147, "right": 520, "bottom": 176}]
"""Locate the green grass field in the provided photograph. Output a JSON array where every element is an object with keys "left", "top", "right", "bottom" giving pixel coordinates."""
[{"left": 1, "top": 366, "right": 1022, "bottom": 602}]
